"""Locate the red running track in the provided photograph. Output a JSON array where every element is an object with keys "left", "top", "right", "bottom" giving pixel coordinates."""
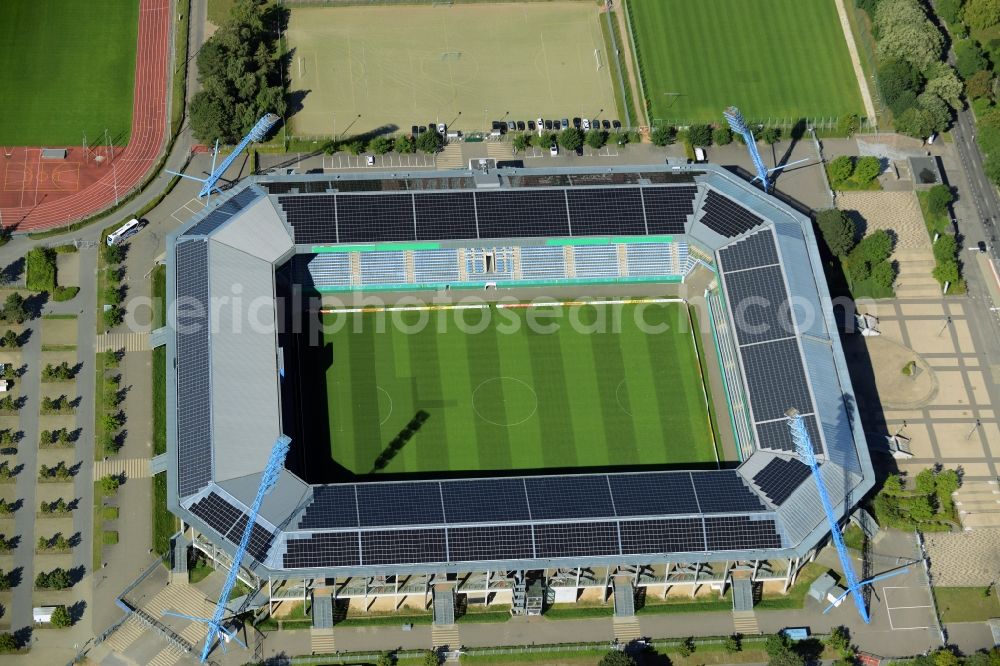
[{"left": 0, "top": 0, "right": 170, "bottom": 232}]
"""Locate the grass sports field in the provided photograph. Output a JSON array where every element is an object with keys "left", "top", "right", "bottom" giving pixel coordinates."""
[
  {"left": 0, "top": 0, "right": 138, "bottom": 146},
  {"left": 627, "top": 0, "right": 863, "bottom": 124},
  {"left": 319, "top": 302, "right": 716, "bottom": 476},
  {"left": 286, "top": 2, "right": 617, "bottom": 137}
]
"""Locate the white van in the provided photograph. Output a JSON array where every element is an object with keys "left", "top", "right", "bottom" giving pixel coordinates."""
[{"left": 694, "top": 147, "right": 706, "bottom": 163}]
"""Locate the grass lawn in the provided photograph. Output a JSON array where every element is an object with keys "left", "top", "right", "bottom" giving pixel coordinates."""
[
  {"left": 756, "top": 561, "right": 829, "bottom": 610},
  {"left": 933, "top": 586, "right": 1000, "bottom": 623},
  {"left": 0, "top": 0, "right": 138, "bottom": 145},
  {"left": 628, "top": 0, "right": 864, "bottom": 124},
  {"left": 311, "top": 302, "right": 714, "bottom": 476},
  {"left": 152, "top": 472, "right": 176, "bottom": 557},
  {"left": 917, "top": 190, "right": 952, "bottom": 236},
  {"left": 152, "top": 265, "right": 167, "bottom": 456}
]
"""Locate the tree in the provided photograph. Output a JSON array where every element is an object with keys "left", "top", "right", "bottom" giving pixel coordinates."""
[
  {"left": 100, "top": 474, "right": 121, "bottom": 496},
  {"left": 345, "top": 139, "right": 365, "bottom": 155},
  {"left": 871, "top": 260, "right": 897, "bottom": 289},
  {"left": 651, "top": 124, "right": 676, "bottom": 146},
  {"left": 558, "top": 127, "right": 584, "bottom": 151},
  {"left": 764, "top": 634, "right": 791, "bottom": 658},
  {"left": 415, "top": 130, "right": 442, "bottom": 154},
  {"left": 985, "top": 152, "right": 1000, "bottom": 185},
  {"left": 826, "top": 626, "right": 852, "bottom": 657},
  {"left": 376, "top": 652, "right": 396, "bottom": 666},
  {"left": 512, "top": 133, "right": 531, "bottom": 152},
  {"left": 769, "top": 647, "right": 806, "bottom": 666},
  {"left": 854, "top": 156, "right": 882, "bottom": 183},
  {"left": 714, "top": 126, "right": 733, "bottom": 145},
  {"left": 925, "top": 65, "right": 964, "bottom": 110},
  {"left": 956, "top": 39, "right": 989, "bottom": 79},
  {"left": 678, "top": 637, "right": 696, "bottom": 657},
  {"left": 965, "top": 0, "right": 1000, "bottom": 31},
  {"left": 859, "top": 229, "right": 893, "bottom": 263},
  {"left": 0, "top": 330, "right": 16, "bottom": 349},
  {"left": 816, "top": 209, "right": 857, "bottom": 257},
  {"left": 2, "top": 293, "right": 27, "bottom": 325},
  {"left": 724, "top": 634, "right": 742, "bottom": 653},
  {"left": 761, "top": 127, "right": 781, "bottom": 144},
  {"left": 368, "top": 136, "right": 393, "bottom": 155},
  {"left": 102, "top": 348, "right": 120, "bottom": 368},
  {"left": 0, "top": 499, "right": 13, "bottom": 516},
  {"left": 875, "top": 0, "right": 943, "bottom": 72},
  {"left": 828, "top": 156, "right": 855, "bottom": 185},
  {"left": 936, "top": 468, "right": 960, "bottom": 494},
  {"left": 101, "top": 242, "right": 124, "bottom": 265},
  {"left": 927, "top": 184, "right": 955, "bottom": 218},
  {"left": 837, "top": 114, "right": 860, "bottom": 136},
  {"left": 687, "top": 124, "right": 712, "bottom": 146},
  {"left": 103, "top": 306, "right": 124, "bottom": 329},
  {"left": 909, "top": 495, "right": 935, "bottom": 521},
  {"left": 422, "top": 650, "right": 440, "bottom": 666},
  {"left": 598, "top": 651, "right": 637, "bottom": 666},
  {"left": 878, "top": 59, "right": 923, "bottom": 116},
  {"left": 895, "top": 107, "right": 938, "bottom": 138},
  {"left": 50, "top": 605, "right": 72, "bottom": 628},
  {"left": 395, "top": 134, "right": 415, "bottom": 154},
  {"left": 966, "top": 70, "right": 993, "bottom": 101},
  {"left": 933, "top": 259, "right": 960, "bottom": 284},
  {"left": 917, "top": 92, "right": 952, "bottom": 133},
  {"left": 586, "top": 129, "right": 607, "bottom": 149},
  {"left": 938, "top": 0, "right": 965, "bottom": 24},
  {"left": 0, "top": 632, "right": 15, "bottom": 652}
]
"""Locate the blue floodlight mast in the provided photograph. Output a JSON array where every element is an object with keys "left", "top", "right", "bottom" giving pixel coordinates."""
[
  {"left": 786, "top": 411, "right": 908, "bottom": 623},
  {"left": 724, "top": 106, "right": 771, "bottom": 190},
  {"left": 164, "top": 434, "right": 291, "bottom": 662},
  {"left": 168, "top": 113, "right": 279, "bottom": 198}
]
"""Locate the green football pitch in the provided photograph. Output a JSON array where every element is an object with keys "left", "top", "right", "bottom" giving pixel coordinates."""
[
  {"left": 627, "top": 0, "right": 864, "bottom": 124},
  {"left": 0, "top": 0, "right": 138, "bottom": 146},
  {"left": 318, "top": 302, "right": 716, "bottom": 476}
]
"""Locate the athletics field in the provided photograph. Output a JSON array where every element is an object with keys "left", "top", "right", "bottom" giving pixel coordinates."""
[{"left": 316, "top": 301, "right": 717, "bottom": 476}]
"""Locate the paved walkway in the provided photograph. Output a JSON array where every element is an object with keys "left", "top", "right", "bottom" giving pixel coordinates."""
[
  {"left": 832, "top": 0, "right": 877, "bottom": 122},
  {"left": 93, "top": 458, "right": 150, "bottom": 481},
  {"left": 96, "top": 332, "right": 150, "bottom": 353}
]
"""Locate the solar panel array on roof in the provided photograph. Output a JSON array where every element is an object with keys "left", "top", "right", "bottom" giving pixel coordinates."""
[
  {"left": 227, "top": 514, "right": 277, "bottom": 563},
  {"left": 755, "top": 414, "right": 822, "bottom": 454},
  {"left": 722, "top": 265, "right": 795, "bottom": 345},
  {"left": 279, "top": 514, "right": 784, "bottom": 569},
  {"left": 700, "top": 190, "right": 764, "bottom": 237},
  {"left": 608, "top": 473, "right": 699, "bottom": 516},
  {"left": 690, "top": 471, "right": 767, "bottom": 513},
  {"left": 441, "top": 478, "right": 531, "bottom": 523},
  {"left": 642, "top": 186, "right": 698, "bottom": 234},
  {"left": 275, "top": 186, "right": 699, "bottom": 244},
  {"left": 717, "top": 229, "right": 779, "bottom": 272},
  {"left": 753, "top": 457, "right": 813, "bottom": 505},
  {"left": 356, "top": 482, "right": 444, "bottom": 527},
  {"left": 175, "top": 240, "right": 213, "bottom": 496},
  {"left": 298, "top": 485, "right": 358, "bottom": 529},
  {"left": 740, "top": 338, "right": 813, "bottom": 421},
  {"left": 188, "top": 491, "right": 242, "bottom": 537},
  {"left": 185, "top": 188, "right": 260, "bottom": 237}
]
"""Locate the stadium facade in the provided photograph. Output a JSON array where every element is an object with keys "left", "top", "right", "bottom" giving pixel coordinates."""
[{"left": 163, "top": 163, "right": 873, "bottom": 620}]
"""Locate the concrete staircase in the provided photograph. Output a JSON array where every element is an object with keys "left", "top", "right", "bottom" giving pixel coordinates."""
[
  {"left": 955, "top": 479, "right": 1000, "bottom": 529},
  {"left": 893, "top": 247, "right": 941, "bottom": 298},
  {"left": 432, "top": 623, "right": 461, "bottom": 650},
  {"left": 732, "top": 610, "right": 760, "bottom": 634},
  {"left": 104, "top": 615, "right": 145, "bottom": 654},
  {"left": 613, "top": 616, "right": 642, "bottom": 643},
  {"left": 436, "top": 143, "right": 465, "bottom": 169},
  {"left": 311, "top": 628, "right": 337, "bottom": 654}
]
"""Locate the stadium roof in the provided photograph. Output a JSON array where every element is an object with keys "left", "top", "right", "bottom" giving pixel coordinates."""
[{"left": 165, "top": 163, "right": 873, "bottom": 578}]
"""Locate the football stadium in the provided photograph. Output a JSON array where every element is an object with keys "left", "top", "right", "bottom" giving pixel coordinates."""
[{"left": 164, "top": 163, "right": 873, "bottom": 623}]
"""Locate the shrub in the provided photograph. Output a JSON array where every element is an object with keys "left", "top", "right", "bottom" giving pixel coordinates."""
[
  {"left": 415, "top": 130, "right": 442, "bottom": 154},
  {"left": 816, "top": 209, "right": 857, "bottom": 257},
  {"left": 586, "top": 129, "right": 607, "bottom": 149},
  {"left": 725, "top": 634, "right": 742, "bottom": 653},
  {"left": 512, "top": 133, "right": 531, "bottom": 152},
  {"left": 0, "top": 631, "right": 16, "bottom": 651},
  {"left": 687, "top": 123, "right": 712, "bottom": 147},
  {"left": 956, "top": 39, "right": 989, "bottom": 79},
  {"left": 598, "top": 652, "right": 637, "bottom": 666},
  {"left": 368, "top": 135, "right": 393, "bottom": 155},
  {"left": 25, "top": 247, "right": 56, "bottom": 292},
  {"left": 871, "top": 261, "right": 897, "bottom": 289},
  {"left": 837, "top": 114, "right": 860, "bottom": 136},
  {"left": 678, "top": 637, "right": 696, "bottom": 657},
  {"left": 854, "top": 156, "right": 882, "bottom": 183},
  {"left": 99, "top": 474, "right": 121, "bottom": 496},
  {"left": 52, "top": 286, "right": 78, "bottom": 302},
  {"left": 558, "top": 127, "right": 584, "bottom": 151},
  {"left": 713, "top": 126, "right": 733, "bottom": 145},
  {"left": 926, "top": 184, "right": 954, "bottom": 218},
  {"left": 103, "top": 305, "right": 124, "bottom": 329},
  {"left": 50, "top": 605, "right": 72, "bottom": 627},
  {"left": 858, "top": 229, "right": 893, "bottom": 263},
  {"left": 395, "top": 134, "right": 415, "bottom": 154},
  {"left": 651, "top": 124, "right": 676, "bottom": 146},
  {"left": 761, "top": 127, "right": 781, "bottom": 144},
  {"left": 828, "top": 156, "right": 854, "bottom": 183},
  {"left": 35, "top": 567, "right": 72, "bottom": 590},
  {"left": 0, "top": 330, "right": 17, "bottom": 349},
  {"left": 1, "top": 293, "right": 28, "bottom": 325},
  {"left": 101, "top": 242, "right": 124, "bottom": 265},
  {"left": 933, "top": 259, "right": 960, "bottom": 284}
]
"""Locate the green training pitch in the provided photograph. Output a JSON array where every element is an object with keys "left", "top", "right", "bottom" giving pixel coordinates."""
[
  {"left": 0, "top": 0, "right": 138, "bottom": 146},
  {"left": 320, "top": 302, "right": 716, "bottom": 476},
  {"left": 627, "top": 0, "right": 864, "bottom": 124}
]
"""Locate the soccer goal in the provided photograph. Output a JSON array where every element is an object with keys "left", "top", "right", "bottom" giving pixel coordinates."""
[
  {"left": 440, "top": 51, "right": 462, "bottom": 61},
  {"left": 594, "top": 48, "right": 603, "bottom": 71}
]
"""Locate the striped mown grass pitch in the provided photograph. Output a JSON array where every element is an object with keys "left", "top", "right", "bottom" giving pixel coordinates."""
[{"left": 320, "top": 302, "right": 716, "bottom": 476}]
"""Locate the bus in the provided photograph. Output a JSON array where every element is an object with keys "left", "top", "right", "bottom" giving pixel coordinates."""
[{"left": 106, "top": 218, "right": 146, "bottom": 246}]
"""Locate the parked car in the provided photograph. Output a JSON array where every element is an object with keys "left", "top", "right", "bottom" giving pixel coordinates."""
[
  {"left": 602, "top": 119, "right": 611, "bottom": 130},
  {"left": 417, "top": 125, "right": 427, "bottom": 134},
  {"left": 572, "top": 117, "right": 582, "bottom": 129},
  {"left": 550, "top": 141, "right": 559, "bottom": 156},
  {"left": 560, "top": 118, "right": 569, "bottom": 129},
  {"left": 366, "top": 155, "right": 375, "bottom": 166},
  {"left": 575, "top": 145, "right": 583, "bottom": 156},
  {"left": 437, "top": 122, "right": 447, "bottom": 135},
  {"left": 507, "top": 120, "right": 516, "bottom": 131},
  {"left": 612, "top": 119, "right": 621, "bottom": 129},
  {"left": 536, "top": 117, "right": 544, "bottom": 131},
  {"left": 411, "top": 125, "right": 419, "bottom": 135},
  {"left": 527, "top": 120, "right": 536, "bottom": 131},
  {"left": 545, "top": 119, "right": 554, "bottom": 130},
  {"left": 516, "top": 120, "right": 525, "bottom": 131},
  {"left": 582, "top": 118, "right": 590, "bottom": 131}
]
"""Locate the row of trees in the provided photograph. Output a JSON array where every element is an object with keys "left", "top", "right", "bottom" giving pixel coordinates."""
[
  {"left": 827, "top": 155, "right": 882, "bottom": 189},
  {"left": 101, "top": 243, "right": 126, "bottom": 329},
  {"left": 100, "top": 349, "right": 125, "bottom": 457},
  {"left": 815, "top": 209, "right": 897, "bottom": 294},
  {"left": 189, "top": 0, "right": 286, "bottom": 144},
  {"left": 650, "top": 122, "right": 782, "bottom": 149},
  {"left": 34, "top": 567, "right": 73, "bottom": 590},
  {"left": 861, "top": 0, "right": 960, "bottom": 137},
  {"left": 41, "top": 361, "right": 77, "bottom": 382}
]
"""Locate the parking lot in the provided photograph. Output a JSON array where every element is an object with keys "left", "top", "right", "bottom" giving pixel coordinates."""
[{"left": 883, "top": 586, "right": 939, "bottom": 631}]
